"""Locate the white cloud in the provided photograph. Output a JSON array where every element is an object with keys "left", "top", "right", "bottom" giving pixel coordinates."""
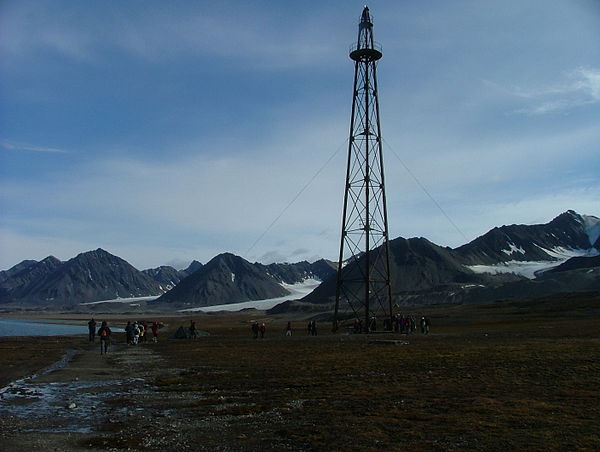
[
  {"left": 512, "top": 67, "right": 600, "bottom": 115},
  {"left": 1, "top": 140, "right": 69, "bottom": 154}
]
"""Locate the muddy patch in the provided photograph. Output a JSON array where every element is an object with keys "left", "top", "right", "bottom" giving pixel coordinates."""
[{"left": 0, "top": 344, "right": 164, "bottom": 439}]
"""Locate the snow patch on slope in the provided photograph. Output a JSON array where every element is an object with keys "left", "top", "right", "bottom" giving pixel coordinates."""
[
  {"left": 80, "top": 295, "right": 160, "bottom": 305},
  {"left": 182, "top": 278, "right": 321, "bottom": 313},
  {"left": 502, "top": 243, "right": 525, "bottom": 255},
  {"left": 468, "top": 246, "right": 599, "bottom": 279}
]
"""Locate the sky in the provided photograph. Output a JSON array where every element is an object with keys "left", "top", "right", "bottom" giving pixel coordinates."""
[{"left": 1, "top": 0, "right": 599, "bottom": 271}]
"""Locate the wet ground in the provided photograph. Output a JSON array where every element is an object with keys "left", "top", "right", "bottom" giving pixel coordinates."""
[{"left": 0, "top": 342, "right": 165, "bottom": 450}]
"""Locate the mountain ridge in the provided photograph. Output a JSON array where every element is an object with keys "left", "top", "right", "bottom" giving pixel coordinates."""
[{"left": 1, "top": 210, "right": 598, "bottom": 309}]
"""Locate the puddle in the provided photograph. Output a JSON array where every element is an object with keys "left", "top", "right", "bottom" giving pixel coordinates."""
[
  {"left": 0, "top": 349, "right": 78, "bottom": 399},
  {"left": 0, "top": 369, "right": 151, "bottom": 433},
  {"left": 0, "top": 345, "right": 166, "bottom": 434}
]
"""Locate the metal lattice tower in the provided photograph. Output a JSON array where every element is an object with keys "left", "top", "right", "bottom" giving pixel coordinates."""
[{"left": 334, "top": 6, "right": 393, "bottom": 332}]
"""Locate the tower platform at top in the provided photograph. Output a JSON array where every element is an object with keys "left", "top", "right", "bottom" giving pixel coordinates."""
[{"left": 349, "top": 42, "right": 382, "bottom": 61}]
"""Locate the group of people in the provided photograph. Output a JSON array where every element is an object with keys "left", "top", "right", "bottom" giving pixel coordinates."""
[
  {"left": 351, "top": 314, "right": 431, "bottom": 334},
  {"left": 251, "top": 321, "right": 267, "bottom": 339},
  {"left": 87, "top": 318, "right": 162, "bottom": 354},
  {"left": 253, "top": 320, "right": 318, "bottom": 338},
  {"left": 88, "top": 314, "right": 430, "bottom": 351},
  {"left": 125, "top": 320, "right": 161, "bottom": 345}
]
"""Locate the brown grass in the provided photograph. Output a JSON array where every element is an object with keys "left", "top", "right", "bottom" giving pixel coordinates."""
[
  {"left": 2, "top": 293, "right": 599, "bottom": 450},
  {"left": 0, "top": 335, "right": 85, "bottom": 387},
  {"left": 140, "top": 295, "right": 600, "bottom": 450}
]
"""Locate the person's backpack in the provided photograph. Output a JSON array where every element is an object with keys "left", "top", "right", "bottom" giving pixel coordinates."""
[{"left": 100, "top": 328, "right": 108, "bottom": 337}]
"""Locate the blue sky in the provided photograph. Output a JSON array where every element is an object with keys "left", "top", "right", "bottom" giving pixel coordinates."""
[{"left": 1, "top": 0, "right": 599, "bottom": 270}]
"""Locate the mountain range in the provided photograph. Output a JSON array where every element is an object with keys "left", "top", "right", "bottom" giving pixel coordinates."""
[
  {"left": 271, "top": 210, "right": 600, "bottom": 313},
  {"left": 0, "top": 210, "right": 598, "bottom": 310},
  {"left": 0, "top": 248, "right": 336, "bottom": 309}
]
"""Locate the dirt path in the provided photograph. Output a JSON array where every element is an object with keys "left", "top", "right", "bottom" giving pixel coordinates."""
[{"left": 0, "top": 341, "right": 171, "bottom": 451}]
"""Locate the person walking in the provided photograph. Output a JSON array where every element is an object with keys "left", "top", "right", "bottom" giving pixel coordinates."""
[
  {"left": 251, "top": 321, "right": 259, "bottom": 339},
  {"left": 285, "top": 321, "right": 292, "bottom": 337},
  {"left": 259, "top": 323, "right": 266, "bottom": 339},
  {"left": 98, "top": 321, "right": 112, "bottom": 354},
  {"left": 189, "top": 320, "right": 197, "bottom": 339},
  {"left": 88, "top": 318, "right": 97, "bottom": 343}
]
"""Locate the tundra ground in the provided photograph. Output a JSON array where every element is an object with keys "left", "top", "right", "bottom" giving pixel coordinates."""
[{"left": 1, "top": 293, "right": 599, "bottom": 451}]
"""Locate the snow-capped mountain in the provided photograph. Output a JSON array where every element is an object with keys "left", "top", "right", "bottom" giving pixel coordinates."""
[
  {"left": 455, "top": 210, "right": 599, "bottom": 278},
  {"left": 1, "top": 210, "right": 597, "bottom": 309},
  {"left": 273, "top": 210, "right": 600, "bottom": 312}
]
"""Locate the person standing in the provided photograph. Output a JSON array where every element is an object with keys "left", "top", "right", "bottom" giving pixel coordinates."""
[
  {"left": 98, "top": 321, "right": 112, "bottom": 354},
  {"left": 125, "top": 321, "right": 133, "bottom": 345},
  {"left": 285, "top": 321, "right": 292, "bottom": 337},
  {"left": 88, "top": 318, "right": 97, "bottom": 343},
  {"left": 141, "top": 321, "right": 148, "bottom": 342},
  {"left": 421, "top": 316, "right": 430, "bottom": 335},
  {"left": 132, "top": 321, "right": 140, "bottom": 345},
  {"left": 259, "top": 323, "right": 266, "bottom": 339},
  {"left": 138, "top": 321, "right": 146, "bottom": 342},
  {"left": 151, "top": 321, "right": 159, "bottom": 343},
  {"left": 189, "top": 320, "right": 197, "bottom": 339}
]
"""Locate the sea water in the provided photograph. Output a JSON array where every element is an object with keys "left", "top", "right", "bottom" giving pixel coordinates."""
[{"left": 0, "top": 318, "right": 86, "bottom": 337}]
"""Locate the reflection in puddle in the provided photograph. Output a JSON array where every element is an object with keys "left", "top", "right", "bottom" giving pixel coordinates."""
[{"left": 0, "top": 377, "right": 148, "bottom": 433}]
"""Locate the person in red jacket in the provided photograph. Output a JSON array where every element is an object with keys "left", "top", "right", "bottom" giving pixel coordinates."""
[
  {"left": 98, "top": 321, "right": 112, "bottom": 354},
  {"left": 151, "top": 321, "right": 159, "bottom": 343}
]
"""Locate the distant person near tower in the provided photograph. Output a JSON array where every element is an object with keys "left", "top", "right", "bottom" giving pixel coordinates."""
[{"left": 189, "top": 320, "right": 197, "bottom": 339}]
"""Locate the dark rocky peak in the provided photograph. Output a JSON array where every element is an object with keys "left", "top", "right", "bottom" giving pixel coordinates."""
[
  {"left": 72, "top": 248, "right": 127, "bottom": 267},
  {"left": 547, "top": 210, "right": 586, "bottom": 233},
  {"left": 0, "top": 256, "right": 64, "bottom": 291},
  {"left": 263, "top": 261, "right": 313, "bottom": 284},
  {"left": 184, "top": 260, "right": 203, "bottom": 275},
  {"left": 39, "top": 255, "right": 62, "bottom": 266},
  {"left": 550, "top": 210, "right": 581, "bottom": 225},
  {"left": 156, "top": 252, "right": 289, "bottom": 307},
  {"left": 2, "top": 259, "right": 38, "bottom": 274},
  {"left": 142, "top": 265, "right": 183, "bottom": 289},
  {"left": 206, "top": 253, "right": 251, "bottom": 273},
  {"left": 309, "top": 259, "right": 337, "bottom": 281},
  {"left": 0, "top": 259, "right": 38, "bottom": 283},
  {"left": 143, "top": 265, "right": 178, "bottom": 278}
]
